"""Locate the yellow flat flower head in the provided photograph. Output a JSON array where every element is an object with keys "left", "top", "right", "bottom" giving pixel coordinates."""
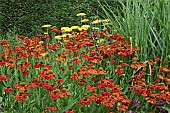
[
  {"left": 91, "top": 19, "right": 102, "bottom": 24},
  {"left": 42, "top": 24, "right": 51, "bottom": 28},
  {"left": 97, "top": 39, "right": 104, "bottom": 43},
  {"left": 44, "top": 32, "right": 48, "bottom": 35},
  {"left": 41, "top": 52, "right": 48, "bottom": 57},
  {"left": 102, "top": 19, "right": 109, "bottom": 23},
  {"left": 81, "top": 25, "right": 90, "bottom": 28},
  {"left": 92, "top": 27, "right": 100, "bottom": 30},
  {"left": 81, "top": 19, "right": 89, "bottom": 23},
  {"left": 61, "top": 27, "right": 72, "bottom": 32},
  {"left": 55, "top": 35, "right": 62, "bottom": 40},
  {"left": 64, "top": 39, "right": 69, "bottom": 43},
  {"left": 71, "top": 26, "right": 80, "bottom": 30},
  {"left": 76, "top": 13, "right": 86, "bottom": 17}
]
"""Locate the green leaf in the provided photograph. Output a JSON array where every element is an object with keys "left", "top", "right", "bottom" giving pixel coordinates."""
[
  {"left": 164, "top": 107, "right": 170, "bottom": 112},
  {"left": 0, "top": 96, "right": 2, "bottom": 102}
]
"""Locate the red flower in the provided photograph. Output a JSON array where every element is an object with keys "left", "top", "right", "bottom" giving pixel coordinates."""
[
  {"left": 86, "top": 85, "right": 96, "bottom": 92},
  {"left": 0, "top": 74, "right": 7, "bottom": 81},
  {"left": 43, "top": 35, "right": 50, "bottom": 40},
  {"left": 115, "top": 66, "right": 124, "bottom": 75},
  {"left": 155, "top": 56, "right": 161, "bottom": 61},
  {"left": 0, "top": 59, "right": 5, "bottom": 66},
  {"left": 108, "top": 111, "right": 114, "bottom": 113},
  {"left": 72, "top": 58, "right": 81, "bottom": 64},
  {"left": 26, "top": 82, "right": 36, "bottom": 88},
  {"left": 103, "top": 99, "right": 116, "bottom": 108},
  {"left": 78, "top": 82, "right": 84, "bottom": 86},
  {"left": 22, "top": 70, "right": 30, "bottom": 76},
  {"left": 46, "top": 106, "right": 57, "bottom": 112},
  {"left": 110, "top": 59, "right": 116, "bottom": 64},
  {"left": 44, "top": 64, "right": 52, "bottom": 69},
  {"left": 121, "top": 62, "right": 128, "bottom": 66},
  {"left": 4, "top": 87, "right": 15, "bottom": 93},
  {"left": 22, "top": 52, "right": 30, "bottom": 58},
  {"left": 50, "top": 27, "right": 57, "bottom": 32},
  {"left": 65, "top": 109, "right": 76, "bottom": 113},
  {"left": 70, "top": 73, "right": 79, "bottom": 80},
  {"left": 80, "top": 97, "right": 92, "bottom": 105},
  {"left": 17, "top": 35, "right": 25, "bottom": 40},
  {"left": 97, "top": 67, "right": 105, "bottom": 75},
  {"left": 50, "top": 90, "right": 62, "bottom": 100},
  {"left": 118, "top": 52, "right": 127, "bottom": 57},
  {"left": 1, "top": 40, "right": 9, "bottom": 46},
  {"left": 14, "top": 92, "right": 30, "bottom": 101},
  {"left": 56, "top": 78, "right": 64, "bottom": 84},
  {"left": 68, "top": 66, "right": 74, "bottom": 70},
  {"left": 117, "top": 105, "right": 128, "bottom": 111},
  {"left": 34, "top": 62, "right": 43, "bottom": 69},
  {"left": 92, "top": 77, "right": 97, "bottom": 81}
]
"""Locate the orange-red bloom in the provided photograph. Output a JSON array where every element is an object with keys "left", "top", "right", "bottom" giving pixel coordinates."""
[
  {"left": 86, "top": 85, "right": 96, "bottom": 92},
  {"left": 1, "top": 40, "right": 9, "bottom": 46},
  {"left": 0, "top": 74, "right": 7, "bottom": 81},
  {"left": 14, "top": 92, "right": 30, "bottom": 101},
  {"left": 117, "top": 104, "right": 128, "bottom": 111},
  {"left": 65, "top": 109, "right": 75, "bottom": 113},
  {"left": 46, "top": 106, "right": 57, "bottom": 112},
  {"left": 4, "top": 87, "right": 15, "bottom": 93},
  {"left": 80, "top": 97, "right": 92, "bottom": 105},
  {"left": 56, "top": 78, "right": 64, "bottom": 84}
]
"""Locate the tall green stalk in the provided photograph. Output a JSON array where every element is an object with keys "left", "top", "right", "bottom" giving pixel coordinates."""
[{"left": 98, "top": 0, "right": 170, "bottom": 60}]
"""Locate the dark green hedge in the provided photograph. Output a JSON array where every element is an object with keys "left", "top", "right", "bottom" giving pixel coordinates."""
[
  {"left": 0, "top": 0, "right": 118, "bottom": 37},
  {"left": 0, "top": 0, "right": 98, "bottom": 36}
]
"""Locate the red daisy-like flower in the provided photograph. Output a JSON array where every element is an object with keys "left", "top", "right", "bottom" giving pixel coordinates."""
[
  {"left": 86, "top": 85, "right": 96, "bottom": 92},
  {"left": 56, "top": 78, "right": 64, "bottom": 84},
  {"left": 1, "top": 40, "right": 9, "bottom": 46},
  {"left": 0, "top": 74, "right": 7, "bottom": 81},
  {"left": 4, "top": 87, "right": 15, "bottom": 93},
  {"left": 65, "top": 109, "right": 76, "bottom": 113},
  {"left": 46, "top": 106, "right": 58, "bottom": 112},
  {"left": 80, "top": 97, "right": 92, "bottom": 105}
]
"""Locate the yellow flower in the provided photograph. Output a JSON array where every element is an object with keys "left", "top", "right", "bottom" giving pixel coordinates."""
[
  {"left": 55, "top": 35, "right": 62, "bottom": 40},
  {"left": 91, "top": 19, "right": 102, "bottom": 24},
  {"left": 64, "top": 39, "right": 69, "bottom": 43},
  {"left": 92, "top": 27, "right": 100, "bottom": 30},
  {"left": 78, "top": 28, "right": 84, "bottom": 31},
  {"left": 76, "top": 13, "right": 86, "bottom": 17},
  {"left": 61, "top": 27, "right": 72, "bottom": 32},
  {"left": 80, "top": 25, "right": 90, "bottom": 30},
  {"left": 97, "top": 39, "right": 104, "bottom": 43},
  {"left": 81, "top": 19, "right": 89, "bottom": 23},
  {"left": 41, "top": 52, "right": 48, "bottom": 57},
  {"left": 39, "top": 41, "right": 44, "bottom": 44},
  {"left": 70, "top": 26, "right": 80, "bottom": 30},
  {"left": 42, "top": 24, "right": 51, "bottom": 28},
  {"left": 61, "top": 34, "right": 68, "bottom": 38},
  {"left": 102, "top": 19, "right": 109, "bottom": 23},
  {"left": 44, "top": 32, "right": 48, "bottom": 35}
]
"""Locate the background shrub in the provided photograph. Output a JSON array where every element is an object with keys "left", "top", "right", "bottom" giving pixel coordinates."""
[{"left": 0, "top": 0, "right": 118, "bottom": 37}]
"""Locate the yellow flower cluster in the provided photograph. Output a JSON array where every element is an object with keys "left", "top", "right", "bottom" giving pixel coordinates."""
[
  {"left": 80, "top": 25, "right": 90, "bottom": 31},
  {"left": 61, "top": 27, "right": 72, "bottom": 32},
  {"left": 52, "top": 13, "right": 110, "bottom": 41},
  {"left": 97, "top": 39, "right": 104, "bottom": 43},
  {"left": 71, "top": 26, "right": 80, "bottom": 30}
]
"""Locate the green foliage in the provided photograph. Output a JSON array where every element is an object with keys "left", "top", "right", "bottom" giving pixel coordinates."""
[
  {"left": 0, "top": 0, "right": 99, "bottom": 37},
  {"left": 98, "top": 0, "right": 170, "bottom": 60}
]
